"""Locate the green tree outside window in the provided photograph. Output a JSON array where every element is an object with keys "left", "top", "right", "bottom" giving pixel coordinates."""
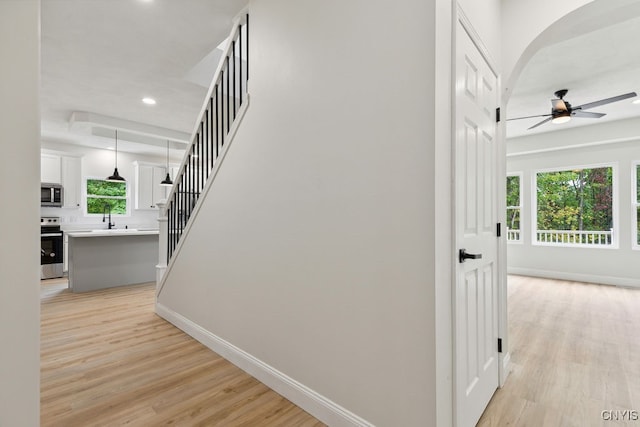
[
  {"left": 506, "top": 175, "right": 521, "bottom": 237},
  {"left": 536, "top": 167, "right": 613, "bottom": 243},
  {"left": 86, "top": 179, "right": 127, "bottom": 214}
]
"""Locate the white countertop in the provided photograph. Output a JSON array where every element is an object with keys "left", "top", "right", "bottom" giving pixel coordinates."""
[{"left": 66, "top": 229, "right": 159, "bottom": 238}]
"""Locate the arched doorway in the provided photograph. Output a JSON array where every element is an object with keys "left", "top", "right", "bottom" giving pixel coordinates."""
[{"left": 477, "top": 0, "right": 640, "bottom": 424}]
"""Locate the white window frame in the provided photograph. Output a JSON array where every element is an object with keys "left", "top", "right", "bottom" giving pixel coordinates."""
[
  {"left": 532, "top": 162, "right": 618, "bottom": 249},
  {"left": 506, "top": 172, "right": 523, "bottom": 244},
  {"left": 633, "top": 161, "right": 640, "bottom": 250},
  {"left": 84, "top": 176, "right": 131, "bottom": 218}
]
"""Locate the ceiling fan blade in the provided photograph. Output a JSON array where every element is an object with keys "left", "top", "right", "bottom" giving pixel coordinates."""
[
  {"left": 572, "top": 110, "right": 605, "bottom": 119},
  {"left": 574, "top": 92, "right": 637, "bottom": 110},
  {"left": 507, "top": 113, "right": 552, "bottom": 121},
  {"left": 527, "top": 116, "right": 553, "bottom": 130},
  {"left": 551, "top": 99, "right": 567, "bottom": 111}
]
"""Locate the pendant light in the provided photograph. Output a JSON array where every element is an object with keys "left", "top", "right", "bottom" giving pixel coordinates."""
[
  {"left": 106, "top": 129, "right": 125, "bottom": 182},
  {"left": 160, "top": 140, "right": 173, "bottom": 187}
]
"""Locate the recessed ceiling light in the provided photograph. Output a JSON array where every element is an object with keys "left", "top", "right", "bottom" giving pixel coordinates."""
[
  {"left": 633, "top": 99, "right": 640, "bottom": 105},
  {"left": 142, "top": 97, "right": 156, "bottom": 105}
]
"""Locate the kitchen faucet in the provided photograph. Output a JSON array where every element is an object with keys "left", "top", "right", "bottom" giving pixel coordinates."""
[{"left": 102, "top": 203, "right": 115, "bottom": 229}]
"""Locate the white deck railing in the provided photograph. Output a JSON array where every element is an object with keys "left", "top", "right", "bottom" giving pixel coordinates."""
[
  {"left": 536, "top": 229, "right": 612, "bottom": 245},
  {"left": 506, "top": 228, "right": 520, "bottom": 241}
]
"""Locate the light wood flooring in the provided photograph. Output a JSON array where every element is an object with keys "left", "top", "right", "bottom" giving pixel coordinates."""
[
  {"left": 478, "top": 275, "right": 640, "bottom": 427},
  {"left": 40, "top": 281, "right": 325, "bottom": 426},
  {"left": 41, "top": 276, "right": 640, "bottom": 426}
]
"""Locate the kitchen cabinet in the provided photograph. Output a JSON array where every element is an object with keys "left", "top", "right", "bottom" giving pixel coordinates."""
[
  {"left": 41, "top": 154, "right": 61, "bottom": 183},
  {"left": 61, "top": 156, "right": 81, "bottom": 208},
  {"left": 67, "top": 230, "right": 159, "bottom": 292},
  {"left": 41, "top": 153, "right": 82, "bottom": 208},
  {"left": 135, "top": 163, "right": 167, "bottom": 209}
]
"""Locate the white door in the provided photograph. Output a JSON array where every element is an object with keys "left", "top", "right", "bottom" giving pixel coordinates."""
[{"left": 454, "top": 18, "right": 499, "bottom": 427}]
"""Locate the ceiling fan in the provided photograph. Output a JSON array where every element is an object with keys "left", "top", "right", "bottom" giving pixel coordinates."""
[{"left": 507, "top": 89, "right": 638, "bottom": 130}]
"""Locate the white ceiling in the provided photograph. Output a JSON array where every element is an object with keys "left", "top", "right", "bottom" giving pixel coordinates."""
[
  {"left": 507, "top": 12, "right": 640, "bottom": 138},
  {"left": 43, "top": 2, "right": 640, "bottom": 150},
  {"left": 41, "top": 0, "right": 247, "bottom": 157}
]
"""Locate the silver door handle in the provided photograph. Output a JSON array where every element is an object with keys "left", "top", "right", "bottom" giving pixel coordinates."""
[{"left": 459, "top": 248, "right": 482, "bottom": 263}]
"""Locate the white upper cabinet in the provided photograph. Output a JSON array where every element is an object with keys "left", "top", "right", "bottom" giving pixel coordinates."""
[
  {"left": 41, "top": 154, "right": 61, "bottom": 183},
  {"left": 135, "top": 163, "right": 168, "bottom": 209},
  {"left": 61, "top": 156, "right": 81, "bottom": 208},
  {"left": 41, "top": 153, "right": 82, "bottom": 208},
  {"left": 136, "top": 164, "right": 154, "bottom": 209}
]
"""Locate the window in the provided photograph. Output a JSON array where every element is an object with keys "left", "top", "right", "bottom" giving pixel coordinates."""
[
  {"left": 86, "top": 179, "right": 128, "bottom": 215},
  {"left": 506, "top": 174, "right": 521, "bottom": 242},
  {"left": 635, "top": 164, "right": 640, "bottom": 247},
  {"left": 535, "top": 166, "right": 614, "bottom": 246}
]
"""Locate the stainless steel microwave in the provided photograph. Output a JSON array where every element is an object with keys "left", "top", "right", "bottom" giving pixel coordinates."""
[{"left": 41, "top": 183, "right": 63, "bottom": 207}]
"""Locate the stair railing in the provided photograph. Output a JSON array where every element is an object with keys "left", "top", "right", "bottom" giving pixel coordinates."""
[{"left": 162, "top": 11, "right": 249, "bottom": 266}]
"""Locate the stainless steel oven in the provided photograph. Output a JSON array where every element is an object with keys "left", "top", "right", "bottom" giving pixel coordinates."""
[
  {"left": 41, "top": 183, "right": 63, "bottom": 207},
  {"left": 41, "top": 217, "right": 64, "bottom": 279}
]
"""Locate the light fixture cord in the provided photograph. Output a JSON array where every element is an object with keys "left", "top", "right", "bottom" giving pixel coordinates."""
[
  {"left": 166, "top": 140, "right": 170, "bottom": 168},
  {"left": 115, "top": 129, "right": 118, "bottom": 168}
]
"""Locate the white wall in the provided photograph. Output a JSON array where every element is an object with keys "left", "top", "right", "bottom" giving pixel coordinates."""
[
  {"left": 41, "top": 140, "right": 172, "bottom": 230},
  {"left": 159, "top": 0, "right": 441, "bottom": 425},
  {"left": 507, "top": 118, "right": 640, "bottom": 287},
  {"left": 157, "top": 0, "right": 509, "bottom": 424},
  {"left": 0, "top": 1, "right": 41, "bottom": 425}
]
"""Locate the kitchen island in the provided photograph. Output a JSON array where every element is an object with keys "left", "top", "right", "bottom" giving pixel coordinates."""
[{"left": 66, "top": 229, "right": 159, "bottom": 293}]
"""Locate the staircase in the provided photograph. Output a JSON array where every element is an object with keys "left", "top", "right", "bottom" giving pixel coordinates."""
[{"left": 157, "top": 11, "right": 249, "bottom": 287}]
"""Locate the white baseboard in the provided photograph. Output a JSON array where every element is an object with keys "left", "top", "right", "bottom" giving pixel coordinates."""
[
  {"left": 155, "top": 302, "right": 374, "bottom": 427},
  {"left": 507, "top": 267, "right": 640, "bottom": 288}
]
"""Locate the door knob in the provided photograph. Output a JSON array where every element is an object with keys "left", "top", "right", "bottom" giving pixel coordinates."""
[{"left": 459, "top": 248, "right": 482, "bottom": 263}]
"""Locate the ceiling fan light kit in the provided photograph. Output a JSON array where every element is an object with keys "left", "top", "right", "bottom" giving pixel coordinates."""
[
  {"left": 551, "top": 112, "right": 571, "bottom": 124},
  {"left": 508, "top": 89, "right": 638, "bottom": 130}
]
